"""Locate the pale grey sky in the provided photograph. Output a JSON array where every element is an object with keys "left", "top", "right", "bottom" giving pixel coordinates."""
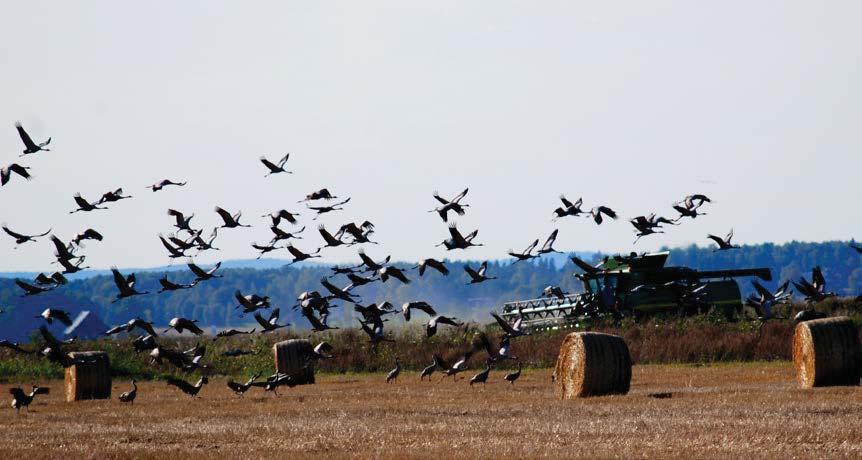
[{"left": 2, "top": 1, "right": 860, "bottom": 271}]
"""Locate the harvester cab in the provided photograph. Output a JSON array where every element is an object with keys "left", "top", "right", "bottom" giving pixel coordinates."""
[{"left": 500, "top": 251, "right": 772, "bottom": 330}]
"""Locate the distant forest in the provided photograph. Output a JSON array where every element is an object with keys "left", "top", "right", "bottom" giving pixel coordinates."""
[{"left": 1, "top": 240, "right": 860, "bottom": 340}]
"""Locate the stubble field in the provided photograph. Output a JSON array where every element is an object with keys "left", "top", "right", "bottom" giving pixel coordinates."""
[{"left": 1, "top": 362, "right": 861, "bottom": 459}]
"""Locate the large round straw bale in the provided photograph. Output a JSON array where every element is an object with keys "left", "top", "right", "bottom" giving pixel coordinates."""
[
  {"left": 555, "top": 331, "right": 632, "bottom": 398},
  {"left": 273, "top": 339, "right": 315, "bottom": 385},
  {"left": 64, "top": 351, "right": 112, "bottom": 402},
  {"left": 793, "top": 316, "right": 861, "bottom": 388}
]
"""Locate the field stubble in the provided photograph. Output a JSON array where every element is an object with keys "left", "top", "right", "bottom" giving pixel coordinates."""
[{"left": 0, "top": 363, "right": 861, "bottom": 459}]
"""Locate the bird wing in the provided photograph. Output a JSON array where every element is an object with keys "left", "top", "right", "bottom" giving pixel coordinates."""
[
  {"left": 83, "top": 229, "right": 103, "bottom": 240},
  {"left": 187, "top": 262, "right": 207, "bottom": 278},
  {"left": 9, "top": 387, "right": 26, "bottom": 401},
  {"left": 411, "top": 301, "right": 437, "bottom": 317},
  {"left": 812, "top": 266, "right": 826, "bottom": 289},
  {"left": 541, "top": 230, "right": 558, "bottom": 251},
  {"left": 751, "top": 281, "right": 773, "bottom": 300},
  {"left": 706, "top": 234, "right": 726, "bottom": 247},
  {"left": 159, "top": 236, "right": 182, "bottom": 255},
  {"left": 260, "top": 157, "right": 279, "bottom": 171},
  {"left": 253, "top": 312, "right": 271, "bottom": 329},
  {"left": 269, "top": 308, "right": 281, "bottom": 325},
  {"left": 725, "top": 229, "right": 734, "bottom": 243},
  {"left": 16, "top": 279, "right": 43, "bottom": 294},
  {"left": 464, "top": 265, "right": 480, "bottom": 280},
  {"left": 559, "top": 195, "right": 573, "bottom": 208},
  {"left": 73, "top": 194, "right": 91, "bottom": 209},
  {"left": 15, "top": 123, "right": 36, "bottom": 149},
  {"left": 166, "top": 377, "right": 195, "bottom": 393},
  {"left": 433, "top": 354, "right": 452, "bottom": 371},
  {"left": 279, "top": 153, "right": 290, "bottom": 166},
  {"left": 111, "top": 268, "right": 129, "bottom": 290},
  {"left": 214, "top": 207, "right": 234, "bottom": 224},
  {"left": 490, "top": 312, "right": 516, "bottom": 334},
  {"left": 596, "top": 206, "right": 617, "bottom": 219},
  {"left": 432, "top": 191, "right": 450, "bottom": 206},
  {"left": 523, "top": 239, "right": 539, "bottom": 255},
  {"left": 448, "top": 224, "right": 466, "bottom": 243},
  {"left": 451, "top": 188, "right": 469, "bottom": 204},
  {"left": 39, "top": 325, "right": 62, "bottom": 347},
  {"left": 427, "top": 259, "right": 449, "bottom": 275},
  {"left": 2, "top": 226, "right": 25, "bottom": 239}
]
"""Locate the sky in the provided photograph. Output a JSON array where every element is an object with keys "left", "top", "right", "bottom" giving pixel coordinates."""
[{"left": 1, "top": 1, "right": 861, "bottom": 272}]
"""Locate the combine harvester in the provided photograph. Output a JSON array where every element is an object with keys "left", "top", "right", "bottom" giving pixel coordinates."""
[{"left": 501, "top": 251, "right": 772, "bottom": 331}]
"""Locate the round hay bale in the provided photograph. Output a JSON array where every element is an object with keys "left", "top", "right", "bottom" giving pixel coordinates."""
[
  {"left": 793, "top": 316, "right": 861, "bottom": 388},
  {"left": 554, "top": 331, "right": 631, "bottom": 399},
  {"left": 64, "top": 351, "right": 111, "bottom": 402},
  {"left": 273, "top": 339, "right": 315, "bottom": 384}
]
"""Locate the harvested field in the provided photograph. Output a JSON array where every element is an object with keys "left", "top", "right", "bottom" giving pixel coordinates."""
[{"left": 1, "top": 363, "right": 861, "bottom": 458}]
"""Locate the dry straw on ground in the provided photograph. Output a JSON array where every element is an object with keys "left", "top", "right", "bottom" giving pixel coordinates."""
[
  {"left": 793, "top": 316, "right": 861, "bottom": 388},
  {"left": 64, "top": 351, "right": 111, "bottom": 402},
  {"left": 555, "top": 331, "right": 632, "bottom": 398},
  {"left": 273, "top": 339, "right": 315, "bottom": 384}
]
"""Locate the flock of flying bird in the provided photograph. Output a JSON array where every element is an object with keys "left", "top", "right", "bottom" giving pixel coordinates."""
[
  {"left": 3, "top": 124, "right": 542, "bottom": 408},
  {"left": 1, "top": 122, "right": 856, "bottom": 410}
]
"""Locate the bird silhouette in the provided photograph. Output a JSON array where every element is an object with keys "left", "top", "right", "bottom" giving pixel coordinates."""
[
  {"left": 148, "top": 179, "right": 187, "bottom": 192},
  {"left": 0, "top": 163, "right": 32, "bottom": 186},
  {"left": 2, "top": 225, "right": 50, "bottom": 246},
  {"left": 15, "top": 122, "right": 51, "bottom": 155},
  {"left": 260, "top": 153, "right": 292, "bottom": 176}
]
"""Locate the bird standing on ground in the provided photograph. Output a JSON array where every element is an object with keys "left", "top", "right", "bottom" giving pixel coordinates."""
[
  {"left": 503, "top": 363, "right": 522, "bottom": 385},
  {"left": 10, "top": 386, "right": 50, "bottom": 413},
  {"left": 469, "top": 362, "right": 491, "bottom": 387},
  {"left": 119, "top": 381, "right": 137, "bottom": 403},
  {"left": 386, "top": 357, "right": 401, "bottom": 383}
]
